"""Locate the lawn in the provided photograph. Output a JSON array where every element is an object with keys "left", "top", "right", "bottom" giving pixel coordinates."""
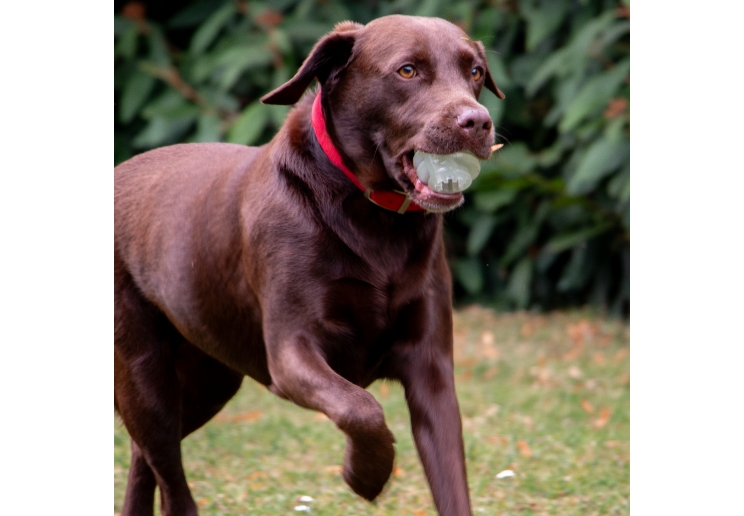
[{"left": 114, "top": 307, "right": 629, "bottom": 515}]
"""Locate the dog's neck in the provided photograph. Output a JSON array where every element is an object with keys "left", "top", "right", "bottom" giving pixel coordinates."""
[{"left": 311, "top": 91, "right": 424, "bottom": 214}]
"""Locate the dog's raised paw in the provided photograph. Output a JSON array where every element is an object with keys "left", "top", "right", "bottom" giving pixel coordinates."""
[{"left": 342, "top": 430, "right": 395, "bottom": 501}]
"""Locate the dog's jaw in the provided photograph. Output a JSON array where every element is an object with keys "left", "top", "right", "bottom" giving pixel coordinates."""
[{"left": 398, "top": 151, "right": 464, "bottom": 213}]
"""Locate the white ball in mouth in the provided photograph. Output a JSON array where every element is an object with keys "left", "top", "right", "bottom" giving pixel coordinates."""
[{"left": 412, "top": 151, "right": 482, "bottom": 193}]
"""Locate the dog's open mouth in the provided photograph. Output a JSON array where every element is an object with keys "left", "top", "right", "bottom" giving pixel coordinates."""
[{"left": 399, "top": 151, "right": 469, "bottom": 212}]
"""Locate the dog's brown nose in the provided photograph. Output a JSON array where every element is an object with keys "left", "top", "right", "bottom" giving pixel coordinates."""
[{"left": 456, "top": 108, "right": 493, "bottom": 140}]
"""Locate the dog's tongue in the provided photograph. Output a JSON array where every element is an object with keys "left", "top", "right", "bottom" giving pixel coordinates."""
[{"left": 412, "top": 151, "right": 481, "bottom": 193}]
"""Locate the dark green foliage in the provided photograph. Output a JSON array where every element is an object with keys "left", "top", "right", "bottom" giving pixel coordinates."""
[{"left": 114, "top": 0, "right": 630, "bottom": 314}]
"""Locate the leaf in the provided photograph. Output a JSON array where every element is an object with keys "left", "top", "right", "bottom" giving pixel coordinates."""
[
  {"left": 516, "top": 439, "right": 533, "bottom": 458},
  {"left": 270, "top": 28, "right": 293, "bottom": 55},
  {"left": 527, "top": 11, "right": 614, "bottom": 96},
  {"left": 114, "top": 15, "right": 135, "bottom": 37},
  {"left": 131, "top": 116, "right": 196, "bottom": 149},
  {"left": 135, "top": 92, "right": 200, "bottom": 149},
  {"left": 148, "top": 27, "right": 171, "bottom": 66},
  {"left": 192, "top": 113, "right": 222, "bottom": 142},
  {"left": 189, "top": 3, "right": 236, "bottom": 55},
  {"left": 119, "top": 70, "right": 156, "bottom": 123},
  {"left": 269, "top": 104, "right": 290, "bottom": 127},
  {"left": 467, "top": 215, "right": 497, "bottom": 256},
  {"left": 226, "top": 101, "right": 269, "bottom": 145},
  {"left": 595, "top": 21, "right": 630, "bottom": 55},
  {"left": 543, "top": 223, "right": 611, "bottom": 254},
  {"left": 581, "top": 400, "right": 594, "bottom": 414},
  {"left": 559, "top": 59, "right": 630, "bottom": 132},
  {"left": 500, "top": 218, "right": 540, "bottom": 267},
  {"left": 169, "top": 0, "right": 227, "bottom": 29},
  {"left": 454, "top": 257, "right": 484, "bottom": 295},
  {"left": 526, "top": 47, "right": 572, "bottom": 97},
  {"left": 565, "top": 11, "right": 616, "bottom": 61},
  {"left": 593, "top": 407, "right": 611, "bottom": 429},
  {"left": 414, "top": 0, "right": 442, "bottom": 17},
  {"left": 474, "top": 189, "right": 518, "bottom": 213},
  {"left": 607, "top": 164, "right": 630, "bottom": 202},
  {"left": 143, "top": 102, "right": 200, "bottom": 121},
  {"left": 557, "top": 244, "right": 591, "bottom": 292},
  {"left": 522, "top": 0, "right": 569, "bottom": 51},
  {"left": 213, "top": 46, "right": 274, "bottom": 90},
  {"left": 543, "top": 73, "right": 583, "bottom": 126},
  {"left": 115, "top": 24, "right": 139, "bottom": 59},
  {"left": 567, "top": 137, "right": 629, "bottom": 195},
  {"left": 485, "top": 143, "right": 537, "bottom": 179},
  {"left": 506, "top": 257, "right": 533, "bottom": 309},
  {"left": 283, "top": 21, "right": 331, "bottom": 44}
]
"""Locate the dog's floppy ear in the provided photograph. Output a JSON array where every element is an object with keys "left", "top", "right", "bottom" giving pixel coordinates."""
[
  {"left": 484, "top": 71, "right": 506, "bottom": 100},
  {"left": 474, "top": 41, "right": 505, "bottom": 100},
  {"left": 261, "top": 21, "right": 363, "bottom": 105}
]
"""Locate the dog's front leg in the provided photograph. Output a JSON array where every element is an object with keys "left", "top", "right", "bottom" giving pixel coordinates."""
[
  {"left": 399, "top": 345, "right": 472, "bottom": 516},
  {"left": 266, "top": 332, "right": 395, "bottom": 500}
]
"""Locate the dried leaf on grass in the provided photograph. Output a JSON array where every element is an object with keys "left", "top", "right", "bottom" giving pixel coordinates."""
[
  {"left": 593, "top": 407, "right": 611, "bottom": 429},
  {"left": 483, "top": 365, "right": 499, "bottom": 380},
  {"left": 487, "top": 435, "right": 509, "bottom": 446},
  {"left": 379, "top": 382, "right": 390, "bottom": 399},
  {"left": 581, "top": 400, "right": 594, "bottom": 414},
  {"left": 520, "top": 322, "right": 534, "bottom": 338},
  {"left": 614, "top": 348, "right": 630, "bottom": 362},
  {"left": 516, "top": 440, "right": 533, "bottom": 458},
  {"left": 481, "top": 331, "right": 495, "bottom": 345},
  {"left": 566, "top": 319, "right": 599, "bottom": 346}
]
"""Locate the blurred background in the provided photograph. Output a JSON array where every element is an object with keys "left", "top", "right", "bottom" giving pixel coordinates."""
[{"left": 114, "top": 0, "right": 630, "bottom": 315}]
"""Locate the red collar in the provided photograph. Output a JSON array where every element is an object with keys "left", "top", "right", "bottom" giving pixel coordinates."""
[{"left": 311, "top": 92, "right": 424, "bottom": 213}]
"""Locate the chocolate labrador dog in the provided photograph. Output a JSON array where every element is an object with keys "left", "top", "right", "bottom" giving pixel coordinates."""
[{"left": 115, "top": 15, "right": 504, "bottom": 516}]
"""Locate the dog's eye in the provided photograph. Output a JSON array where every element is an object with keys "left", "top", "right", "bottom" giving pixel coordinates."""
[
  {"left": 471, "top": 67, "right": 483, "bottom": 81},
  {"left": 398, "top": 65, "right": 417, "bottom": 79}
]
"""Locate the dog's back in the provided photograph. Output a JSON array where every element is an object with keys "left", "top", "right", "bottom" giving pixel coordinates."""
[{"left": 115, "top": 142, "right": 272, "bottom": 380}]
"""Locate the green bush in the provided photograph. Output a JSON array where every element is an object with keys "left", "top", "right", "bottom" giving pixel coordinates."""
[{"left": 114, "top": 0, "right": 630, "bottom": 314}]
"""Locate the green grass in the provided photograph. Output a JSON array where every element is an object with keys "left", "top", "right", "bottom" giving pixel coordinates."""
[{"left": 114, "top": 308, "right": 629, "bottom": 515}]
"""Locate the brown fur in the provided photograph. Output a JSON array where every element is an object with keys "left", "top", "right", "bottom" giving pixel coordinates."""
[{"left": 115, "top": 15, "right": 503, "bottom": 516}]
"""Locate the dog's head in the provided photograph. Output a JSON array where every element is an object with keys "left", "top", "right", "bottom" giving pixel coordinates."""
[{"left": 262, "top": 15, "right": 505, "bottom": 213}]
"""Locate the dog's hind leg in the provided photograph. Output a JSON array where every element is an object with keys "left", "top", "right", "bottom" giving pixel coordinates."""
[
  {"left": 120, "top": 440, "right": 158, "bottom": 516},
  {"left": 266, "top": 332, "right": 395, "bottom": 501},
  {"left": 115, "top": 258, "right": 199, "bottom": 516},
  {"left": 115, "top": 334, "right": 199, "bottom": 516},
  {"left": 116, "top": 330, "right": 244, "bottom": 516}
]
